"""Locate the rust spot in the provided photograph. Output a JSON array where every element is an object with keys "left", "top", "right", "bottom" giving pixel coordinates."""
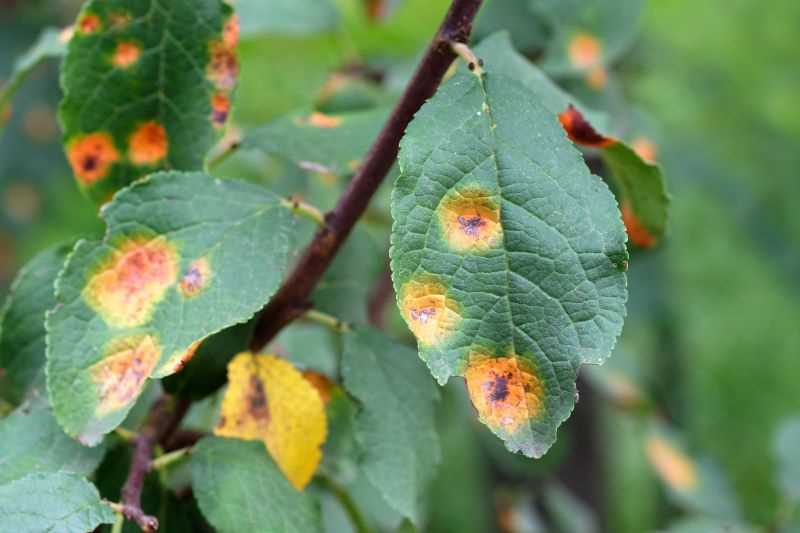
[
  {"left": 77, "top": 13, "right": 101, "bottom": 34},
  {"left": 246, "top": 374, "right": 270, "bottom": 423},
  {"left": 179, "top": 257, "right": 211, "bottom": 298},
  {"left": 90, "top": 334, "right": 161, "bottom": 415},
  {"left": 129, "top": 121, "right": 168, "bottom": 165},
  {"left": 83, "top": 236, "right": 179, "bottom": 328},
  {"left": 108, "top": 11, "right": 132, "bottom": 29},
  {"left": 438, "top": 188, "right": 502, "bottom": 252},
  {"left": 207, "top": 41, "right": 238, "bottom": 91},
  {"left": 568, "top": 32, "right": 602, "bottom": 70},
  {"left": 112, "top": 41, "right": 140, "bottom": 68},
  {"left": 223, "top": 14, "right": 240, "bottom": 49},
  {"left": 67, "top": 132, "right": 120, "bottom": 185},
  {"left": 586, "top": 65, "right": 608, "bottom": 90},
  {"left": 632, "top": 137, "right": 658, "bottom": 164},
  {"left": 302, "top": 371, "right": 333, "bottom": 404},
  {"left": 646, "top": 435, "right": 698, "bottom": 491},
  {"left": 558, "top": 105, "right": 616, "bottom": 148},
  {"left": 465, "top": 354, "right": 544, "bottom": 433},
  {"left": 296, "top": 112, "right": 342, "bottom": 129},
  {"left": 366, "top": 0, "right": 389, "bottom": 21},
  {"left": 211, "top": 92, "right": 231, "bottom": 128},
  {"left": 621, "top": 201, "right": 657, "bottom": 248},
  {"left": 161, "top": 340, "right": 202, "bottom": 375},
  {"left": 399, "top": 278, "right": 460, "bottom": 347}
]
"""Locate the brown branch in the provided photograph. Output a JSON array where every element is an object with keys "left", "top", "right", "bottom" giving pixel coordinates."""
[
  {"left": 120, "top": 395, "right": 190, "bottom": 532},
  {"left": 249, "top": 0, "right": 484, "bottom": 351}
]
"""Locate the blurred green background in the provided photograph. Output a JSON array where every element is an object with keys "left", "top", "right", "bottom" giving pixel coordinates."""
[{"left": 1, "top": 0, "right": 798, "bottom": 531}]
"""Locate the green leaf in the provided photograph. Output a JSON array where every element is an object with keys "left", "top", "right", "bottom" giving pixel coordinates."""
[
  {"left": 341, "top": 327, "right": 440, "bottom": 523},
  {"left": 46, "top": 171, "right": 295, "bottom": 445},
  {"left": 0, "top": 28, "right": 67, "bottom": 136},
  {"left": 0, "top": 472, "right": 115, "bottom": 532},
  {"left": 774, "top": 417, "right": 800, "bottom": 502},
  {"left": 661, "top": 517, "right": 757, "bottom": 533},
  {"left": 390, "top": 68, "right": 628, "bottom": 457},
  {"left": 0, "top": 244, "right": 70, "bottom": 403},
  {"left": 59, "top": 0, "right": 237, "bottom": 204},
  {"left": 0, "top": 398, "right": 105, "bottom": 485},
  {"left": 243, "top": 107, "right": 388, "bottom": 178},
  {"left": 191, "top": 437, "right": 322, "bottom": 533},
  {"left": 476, "top": 32, "right": 669, "bottom": 247},
  {"left": 235, "top": 0, "right": 340, "bottom": 36}
]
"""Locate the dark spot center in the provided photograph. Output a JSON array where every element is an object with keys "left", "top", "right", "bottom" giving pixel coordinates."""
[
  {"left": 458, "top": 215, "right": 486, "bottom": 236},
  {"left": 410, "top": 307, "right": 436, "bottom": 323},
  {"left": 247, "top": 374, "right": 270, "bottom": 422},
  {"left": 489, "top": 374, "right": 510, "bottom": 402},
  {"left": 82, "top": 155, "right": 98, "bottom": 171}
]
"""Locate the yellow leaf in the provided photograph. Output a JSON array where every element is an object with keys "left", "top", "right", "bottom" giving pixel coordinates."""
[{"left": 215, "top": 352, "right": 327, "bottom": 489}]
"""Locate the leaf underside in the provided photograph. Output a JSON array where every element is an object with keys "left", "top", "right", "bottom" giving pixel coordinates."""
[{"left": 390, "top": 69, "right": 628, "bottom": 457}]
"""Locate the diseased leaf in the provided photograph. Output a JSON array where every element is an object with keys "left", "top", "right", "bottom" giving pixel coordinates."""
[
  {"left": 390, "top": 67, "right": 628, "bottom": 457},
  {"left": 215, "top": 352, "right": 327, "bottom": 490},
  {"left": 0, "top": 27, "right": 67, "bottom": 136},
  {"left": 46, "top": 171, "right": 295, "bottom": 445},
  {"left": 476, "top": 32, "right": 669, "bottom": 247},
  {"left": 774, "top": 417, "right": 800, "bottom": 502},
  {"left": 192, "top": 437, "right": 322, "bottom": 533},
  {"left": 0, "top": 398, "right": 105, "bottom": 484},
  {"left": 0, "top": 244, "right": 70, "bottom": 403},
  {"left": 341, "top": 327, "right": 440, "bottom": 523},
  {"left": 0, "top": 472, "right": 115, "bottom": 532},
  {"left": 235, "top": 0, "right": 340, "bottom": 37},
  {"left": 243, "top": 107, "right": 388, "bottom": 178},
  {"left": 59, "top": 0, "right": 238, "bottom": 203}
]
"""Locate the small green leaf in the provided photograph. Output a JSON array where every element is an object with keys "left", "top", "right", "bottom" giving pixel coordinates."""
[
  {"left": 341, "top": 327, "right": 440, "bottom": 523},
  {"left": 0, "top": 398, "right": 105, "bottom": 484},
  {"left": 774, "top": 417, "right": 800, "bottom": 502},
  {"left": 661, "top": 517, "right": 757, "bottom": 533},
  {"left": 476, "top": 32, "right": 669, "bottom": 247},
  {"left": 235, "top": 0, "right": 340, "bottom": 37},
  {"left": 46, "top": 171, "right": 295, "bottom": 445},
  {"left": 0, "top": 244, "right": 70, "bottom": 403},
  {"left": 191, "top": 437, "right": 322, "bottom": 533},
  {"left": 0, "top": 472, "right": 115, "bottom": 532},
  {"left": 59, "top": 0, "right": 238, "bottom": 203},
  {"left": 0, "top": 27, "right": 67, "bottom": 137},
  {"left": 390, "top": 67, "right": 627, "bottom": 457},
  {"left": 243, "top": 107, "right": 388, "bottom": 178}
]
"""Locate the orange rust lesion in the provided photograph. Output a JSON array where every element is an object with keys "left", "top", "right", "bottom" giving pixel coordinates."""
[
  {"left": 66, "top": 132, "right": 120, "bottom": 185},
  {"left": 90, "top": 334, "right": 161, "bottom": 415},
  {"left": 178, "top": 257, "right": 212, "bottom": 298},
  {"left": 207, "top": 41, "right": 238, "bottom": 91},
  {"left": 621, "top": 201, "right": 657, "bottom": 248},
  {"left": 108, "top": 11, "right": 132, "bottom": 29},
  {"left": 77, "top": 13, "right": 101, "bottom": 34},
  {"left": 83, "top": 236, "right": 179, "bottom": 328},
  {"left": 160, "top": 340, "right": 202, "bottom": 375},
  {"left": 129, "top": 121, "right": 168, "bottom": 165},
  {"left": 568, "top": 32, "right": 602, "bottom": 70},
  {"left": 632, "top": 136, "right": 658, "bottom": 164},
  {"left": 295, "top": 112, "right": 343, "bottom": 129},
  {"left": 464, "top": 353, "right": 544, "bottom": 433},
  {"left": 558, "top": 105, "right": 616, "bottom": 148},
  {"left": 112, "top": 41, "right": 141, "bottom": 68},
  {"left": 223, "top": 14, "right": 240, "bottom": 49},
  {"left": 438, "top": 187, "right": 502, "bottom": 252},
  {"left": 399, "top": 277, "right": 461, "bottom": 347},
  {"left": 302, "top": 371, "right": 333, "bottom": 404},
  {"left": 645, "top": 435, "right": 698, "bottom": 491},
  {"left": 211, "top": 92, "right": 231, "bottom": 128}
]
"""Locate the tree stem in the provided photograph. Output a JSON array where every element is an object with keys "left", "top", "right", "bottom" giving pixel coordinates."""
[{"left": 249, "top": 0, "right": 485, "bottom": 352}]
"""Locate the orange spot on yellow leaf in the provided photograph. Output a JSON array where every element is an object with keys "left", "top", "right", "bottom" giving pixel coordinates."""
[
  {"left": 211, "top": 92, "right": 231, "bottom": 128},
  {"left": 399, "top": 277, "right": 461, "bottom": 347},
  {"left": 129, "top": 121, "right": 168, "bottom": 165},
  {"left": 438, "top": 188, "right": 502, "bottom": 252},
  {"left": 568, "top": 32, "right": 602, "bottom": 70},
  {"left": 223, "top": 14, "right": 240, "bottom": 49},
  {"left": 112, "top": 41, "right": 141, "bottom": 68},
  {"left": 66, "top": 132, "right": 120, "bottom": 185},
  {"left": 83, "top": 236, "right": 179, "bottom": 328},
  {"left": 632, "top": 136, "right": 658, "bottom": 164},
  {"left": 302, "top": 370, "right": 333, "bottom": 404},
  {"left": 90, "top": 334, "right": 161, "bottom": 416},
  {"left": 297, "top": 112, "right": 342, "bottom": 129},
  {"left": 558, "top": 105, "right": 616, "bottom": 148},
  {"left": 465, "top": 354, "right": 544, "bottom": 433},
  {"left": 179, "top": 257, "right": 212, "bottom": 298},
  {"left": 646, "top": 435, "right": 698, "bottom": 491},
  {"left": 78, "top": 13, "right": 101, "bottom": 34},
  {"left": 621, "top": 201, "right": 657, "bottom": 248},
  {"left": 216, "top": 353, "right": 327, "bottom": 490}
]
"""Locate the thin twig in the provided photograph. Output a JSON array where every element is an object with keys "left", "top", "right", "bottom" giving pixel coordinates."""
[
  {"left": 281, "top": 196, "right": 326, "bottom": 227},
  {"left": 317, "top": 474, "right": 371, "bottom": 533},
  {"left": 366, "top": 266, "right": 394, "bottom": 328},
  {"left": 150, "top": 446, "right": 192, "bottom": 471},
  {"left": 249, "top": 0, "right": 485, "bottom": 352},
  {"left": 303, "top": 309, "right": 351, "bottom": 333},
  {"left": 119, "top": 395, "right": 190, "bottom": 532},
  {"left": 450, "top": 41, "right": 484, "bottom": 75}
]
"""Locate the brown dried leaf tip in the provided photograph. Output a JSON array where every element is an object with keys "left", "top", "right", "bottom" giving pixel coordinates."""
[{"left": 558, "top": 105, "right": 616, "bottom": 148}]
